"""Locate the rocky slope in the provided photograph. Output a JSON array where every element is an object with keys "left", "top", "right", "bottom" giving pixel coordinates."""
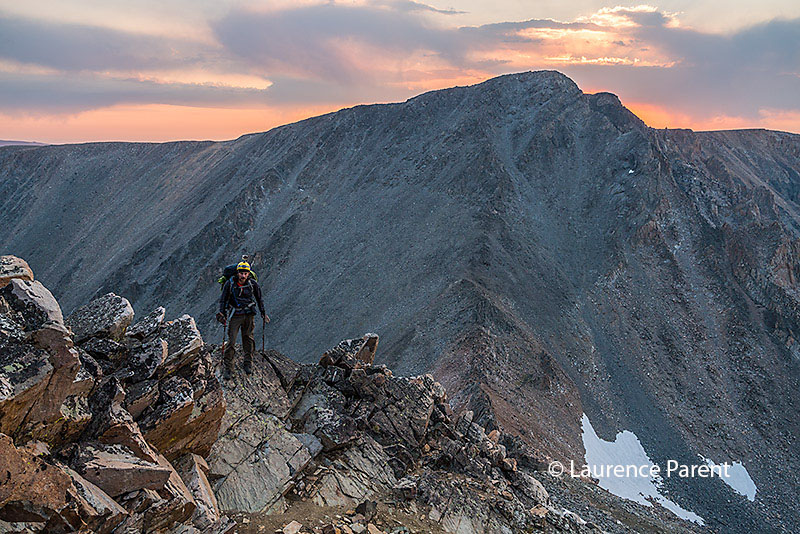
[
  {"left": 0, "top": 257, "right": 705, "bottom": 534},
  {"left": 1, "top": 72, "right": 799, "bottom": 532}
]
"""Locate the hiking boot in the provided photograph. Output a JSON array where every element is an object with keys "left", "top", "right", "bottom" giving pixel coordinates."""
[
  {"left": 223, "top": 357, "right": 234, "bottom": 380},
  {"left": 243, "top": 355, "right": 253, "bottom": 374}
]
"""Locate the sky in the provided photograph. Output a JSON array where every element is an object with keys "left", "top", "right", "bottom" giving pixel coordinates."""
[{"left": 1, "top": 0, "right": 798, "bottom": 143}]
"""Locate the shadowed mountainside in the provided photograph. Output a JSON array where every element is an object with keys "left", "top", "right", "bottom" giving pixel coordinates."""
[{"left": 1, "top": 71, "right": 799, "bottom": 533}]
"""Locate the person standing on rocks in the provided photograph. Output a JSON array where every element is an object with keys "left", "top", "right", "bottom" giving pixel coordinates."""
[{"left": 217, "top": 261, "right": 268, "bottom": 376}]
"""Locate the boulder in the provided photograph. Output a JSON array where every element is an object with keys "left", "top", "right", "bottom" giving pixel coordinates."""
[
  {"left": 1, "top": 279, "right": 64, "bottom": 330},
  {"left": 139, "top": 376, "right": 194, "bottom": 456},
  {"left": 70, "top": 442, "right": 172, "bottom": 497},
  {"left": 128, "top": 337, "right": 167, "bottom": 382},
  {"left": 320, "top": 333, "right": 379, "bottom": 368},
  {"left": 175, "top": 453, "right": 221, "bottom": 529},
  {"left": 0, "top": 337, "right": 54, "bottom": 437},
  {"left": 145, "top": 454, "right": 197, "bottom": 531},
  {"left": 124, "top": 379, "right": 160, "bottom": 420},
  {"left": 127, "top": 306, "right": 165, "bottom": 340},
  {"left": 159, "top": 315, "right": 203, "bottom": 376},
  {"left": 66, "top": 293, "right": 134, "bottom": 342},
  {"left": 0, "top": 256, "right": 33, "bottom": 289},
  {"left": 0, "top": 434, "right": 126, "bottom": 533},
  {"left": 0, "top": 281, "right": 82, "bottom": 446}
]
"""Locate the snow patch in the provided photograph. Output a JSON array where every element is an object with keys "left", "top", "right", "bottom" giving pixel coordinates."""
[
  {"left": 581, "top": 414, "right": 704, "bottom": 524},
  {"left": 701, "top": 456, "right": 757, "bottom": 501}
]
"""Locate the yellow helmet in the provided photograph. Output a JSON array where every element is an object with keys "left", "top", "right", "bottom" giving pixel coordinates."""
[{"left": 236, "top": 261, "right": 251, "bottom": 272}]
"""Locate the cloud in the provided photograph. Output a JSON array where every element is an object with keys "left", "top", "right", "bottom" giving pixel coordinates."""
[
  {"left": 211, "top": 3, "right": 467, "bottom": 83},
  {"left": 560, "top": 15, "right": 800, "bottom": 120},
  {"left": 0, "top": 3, "right": 798, "bottom": 134},
  {"left": 0, "top": 13, "right": 208, "bottom": 72},
  {"left": 0, "top": 72, "right": 271, "bottom": 114}
]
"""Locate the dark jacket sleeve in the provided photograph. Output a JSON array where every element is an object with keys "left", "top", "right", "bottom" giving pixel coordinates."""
[
  {"left": 219, "top": 280, "right": 231, "bottom": 314},
  {"left": 253, "top": 281, "right": 266, "bottom": 316}
]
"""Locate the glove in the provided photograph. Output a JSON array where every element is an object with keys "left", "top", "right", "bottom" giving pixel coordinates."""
[
  {"left": 261, "top": 312, "right": 270, "bottom": 324},
  {"left": 216, "top": 312, "right": 227, "bottom": 325}
]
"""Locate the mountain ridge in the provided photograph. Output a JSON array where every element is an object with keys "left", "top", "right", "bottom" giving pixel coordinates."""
[{"left": 1, "top": 70, "right": 799, "bottom": 533}]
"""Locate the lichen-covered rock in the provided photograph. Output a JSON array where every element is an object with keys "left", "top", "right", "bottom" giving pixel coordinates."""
[
  {"left": 2, "top": 279, "right": 64, "bottom": 331},
  {"left": 0, "top": 337, "right": 54, "bottom": 437},
  {"left": 128, "top": 338, "right": 167, "bottom": 382},
  {"left": 159, "top": 315, "right": 203, "bottom": 376},
  {"left": 0, "top": 256, "right": 33, "bottom": 289},
  {"left": 127, "top": 306, "right": 165, "bottom": 340},
  {"left": 66, "top": 293, "right": 134, "bottom": 342},
  {"left": 320, "top": 333, "right": 379, "bottom": 368}
]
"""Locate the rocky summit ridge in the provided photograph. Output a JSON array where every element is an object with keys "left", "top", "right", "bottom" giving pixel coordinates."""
[{"left": 0, "top": 256, "right": 704, "bottom": 533}]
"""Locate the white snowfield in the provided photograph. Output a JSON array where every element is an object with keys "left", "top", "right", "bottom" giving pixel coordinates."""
[
  {"left": 581, "top": 414, "right": 705, "bottom": 524},
  {"left": 701, "top": 456, "right": 757, "bottom": 501}
]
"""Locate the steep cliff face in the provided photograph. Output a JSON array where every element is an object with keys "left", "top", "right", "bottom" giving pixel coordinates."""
[{"left": 1, "top": 71, "right": 798, "bottom": 532}]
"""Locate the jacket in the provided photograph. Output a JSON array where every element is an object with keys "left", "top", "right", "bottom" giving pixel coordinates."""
[{"left": 219, "top": 278, "right": 266, "bottom": 316}]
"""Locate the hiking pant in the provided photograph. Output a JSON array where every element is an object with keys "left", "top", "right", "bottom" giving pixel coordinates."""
[{"left": 224, "top": 313, "right": 255, "bottom": 362}]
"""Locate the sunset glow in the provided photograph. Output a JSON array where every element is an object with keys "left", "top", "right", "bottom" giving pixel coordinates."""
[{"left": 1, "top": 1, "right": 798, "bottom": 143}]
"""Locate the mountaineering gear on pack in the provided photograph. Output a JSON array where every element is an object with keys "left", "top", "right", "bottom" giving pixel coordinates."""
[
  {"left": 237, "top": 261, "right": 251, "bottom": 272},
  {"left": 217, "top": 264, "right": 258, "bottom": 288}
]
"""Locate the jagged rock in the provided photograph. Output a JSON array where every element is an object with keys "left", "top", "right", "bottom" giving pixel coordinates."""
[
  {"left": 320, "top": 333, "right": 379, "bottom": 368},
  {"left": 175, "top": 453, "right": 220, "bottom": 529},
  {"left": 79, "top": 336, "right": 127, "bottom": 361},
  {"left": 219, "top": 346, "right": 293, "bottom": 424},
  {"left": 310, "top": 435, "right": 397, "bottom": 508},
  {"left": 159, "top": 315, "right": 203, "bottom": 376},
  {"left": 66, "top": 293, "right": 134, "bottom": 342},
  {"left": 46, "top": 395, "right": 93, "bottom": 445},
  {"left": 124, "top": 379, "right": 159, "bottom": 419},
  {"left": 291, "top": 380, "right": 357, "bottom": 451},
  {"left": 209, "top": 413, "right": 314, "bottom": 513},
  {"left": 263, "top": 349, "right": 303, "bottom": 390},
  {"left": 127, "top": 306, "right": 165, "bottom": 340},
  {"left": 70, "top": 442, "right": 172, "bottom": 497},
  {"left": 127, "top": 337, "right": 167, "bottom": 381},
  {"left": 0, "top": 434, "right": 126, "bottom": 533},
  {"left": 0, "top": 256, "right": 33, "bottom": 289},
  {"left": 82, "top": 377, "right": 156, "bottom": 462},
  {"left": 1, "top": 279, "right": 64, "bottom": 331},
  {"left": 146, "top": 453, "right": 197, "bottom": 531}
]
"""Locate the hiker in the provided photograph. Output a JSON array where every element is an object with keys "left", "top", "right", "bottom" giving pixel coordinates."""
[{"left": 217, "top": 261, "right": 269, "bottom": 375}]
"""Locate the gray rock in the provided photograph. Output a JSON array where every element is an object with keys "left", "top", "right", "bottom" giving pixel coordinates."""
[
  {"left": 3, "top": 279, "right": 64, "bottom": 331},
  {"left": 0, "top": 256, "right": 33, "bottom": 289},
  {"left": 159, "top": 315, "right": 203, "bottom": 376},
  {"left": 209, "top": 414, "right": 313, "bottom": 513},
  {"left": 67, "top": 293, "right": 134, "bottom": 342},
  {"left": 127, "top": 306, "right": 165, "bottom": 340},
  {"left": 128, "top": 337, "right": 167, "bottom": 381}
]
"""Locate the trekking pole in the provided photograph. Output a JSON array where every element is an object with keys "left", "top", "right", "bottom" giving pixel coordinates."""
[{"left": 261, "top": 315, "right": 266, "bottom": 352}]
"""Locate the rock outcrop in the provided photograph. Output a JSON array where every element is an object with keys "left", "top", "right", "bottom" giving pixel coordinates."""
[
  {"left": 208, "top": 335, "right": 595, "bottom": 534},
  {"left": 0, "top": 259, "right": 709, "bottom": 533},
  {"left": 0, "top": 258, "right": 232, "bottom": 533}
]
